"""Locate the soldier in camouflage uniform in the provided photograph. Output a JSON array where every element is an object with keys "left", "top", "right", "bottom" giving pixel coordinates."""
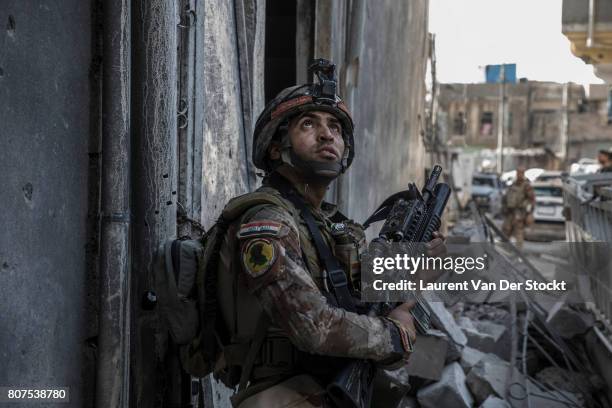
[
  {"left": 502, "top": 167, "right": 535, "bottom": 249},
  {"left": 214, "top": 61, "right": 445, "bottom": 407},
  {"left": 597, "top": 149, "right": 612, "bottom": 173}
]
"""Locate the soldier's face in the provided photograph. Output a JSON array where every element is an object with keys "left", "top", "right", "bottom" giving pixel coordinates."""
[
  {"left": 598, "top": 152, "right": 609, "bottom": 165},
  {"left": 517, "top": 169, "right": 525, "bottom": 181},
  {"left": 287, "top": 111, "right": 345, "bottom": 163}
]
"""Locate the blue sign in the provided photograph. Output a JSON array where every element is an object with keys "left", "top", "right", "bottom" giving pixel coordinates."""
[{"left": 485, "top": 64, "right": 516, "bottom": 84}]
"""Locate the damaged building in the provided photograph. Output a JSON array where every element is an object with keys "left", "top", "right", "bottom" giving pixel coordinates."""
[{"left": 437, "top": 81, "right": 612, "bottom": 171}]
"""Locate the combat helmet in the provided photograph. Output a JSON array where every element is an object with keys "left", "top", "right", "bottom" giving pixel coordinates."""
[{"left": 253, "top": 59, "right": 354, "bottom": 177}]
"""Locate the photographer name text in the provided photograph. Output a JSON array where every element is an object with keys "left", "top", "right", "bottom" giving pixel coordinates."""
[{"left": 372, "top": 279, "right": 567, "bottom": 292}]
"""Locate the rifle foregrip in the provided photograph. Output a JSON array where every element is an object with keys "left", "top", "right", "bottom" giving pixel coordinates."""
[{"left": 422, "top": 214, "right": 441, "bottom": 244}]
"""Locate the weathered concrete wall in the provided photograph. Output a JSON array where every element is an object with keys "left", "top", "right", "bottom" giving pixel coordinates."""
[
  {"left": 340, "top": 0, "right": 430, "bottom": 223},
  {"left": 0, "top": 1, "right": 92, "bottom": 405},
  {"left": 200, "top": 0, "right": 265, "bottom": 229},
  {"left": 130, "top": 0, "right": 179, "bottom": 406}
]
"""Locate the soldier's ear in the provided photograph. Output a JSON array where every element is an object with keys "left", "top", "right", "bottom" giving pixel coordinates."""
[{"left": 268, "top": 141, "right": 281, "bottom": 160}]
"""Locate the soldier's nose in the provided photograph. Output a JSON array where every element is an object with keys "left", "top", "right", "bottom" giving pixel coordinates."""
[{"left": 318, "top": 126, "right": 334, "bottom": 142}]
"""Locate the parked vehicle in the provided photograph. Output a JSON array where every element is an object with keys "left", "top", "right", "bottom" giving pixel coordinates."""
[
  {"left": 570, "top": 158, "right": 600, "bottom": 175},
  {"left": 535, "top": 170, "right": 565, "bottom": 183},
  {"left": 471, "top": 172, "right": 503, "bottom": 215},
  {"left": 532, "top": 181, "right": 564, "bottom": 223},
  {"left": 501, "top": 168, "right": 544, "bottom": 186}
]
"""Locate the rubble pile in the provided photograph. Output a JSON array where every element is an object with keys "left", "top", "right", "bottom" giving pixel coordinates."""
[
  {"left": 386, "top": 300, "right": 600, "bottom": 407},
  {"left": 384, "top": 215, "right": 608, "bottom": 407}
]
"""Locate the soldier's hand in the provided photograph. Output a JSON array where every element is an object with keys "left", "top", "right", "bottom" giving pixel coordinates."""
[
  {"left": 388, "top": 301, "right": 417, "bottom": 344},
  {"left": 426, "top": 231, "right": 446, "bottom": 257}
]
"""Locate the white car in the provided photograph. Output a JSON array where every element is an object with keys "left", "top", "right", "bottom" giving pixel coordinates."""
[
  {"left": 501, "top": 168, "right": 544, "bottom": 187},
  {"left": 532, "top": 181, "right": 564, "bottom": 223},
  {"left": 471, "top": 173, "right": 503, "bottom": 215},
  {"left": 570, "top": 158, "right": 600, "bottom": 175}
]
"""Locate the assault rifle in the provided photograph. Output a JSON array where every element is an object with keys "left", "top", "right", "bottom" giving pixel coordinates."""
[{"left": 327, "top": 165, "right": 451, "bottom": 408}]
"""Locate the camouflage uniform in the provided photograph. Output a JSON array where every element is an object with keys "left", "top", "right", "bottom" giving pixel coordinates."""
[
  {"left": 502, "top": 179, "right": 535, "bottom": 249},
  {"left": 213, "top": 60, "right": 413, "bottom": 407},
  {"left": 216, "top": 182, "right": 412, "bottom": 407},
  {"left": 599, "top": 164, "right": 612, "bottom": 173}
]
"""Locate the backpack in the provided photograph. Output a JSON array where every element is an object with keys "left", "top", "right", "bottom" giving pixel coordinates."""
[{"left": 153, "top": 192, "right": 294, "bottom": 378}]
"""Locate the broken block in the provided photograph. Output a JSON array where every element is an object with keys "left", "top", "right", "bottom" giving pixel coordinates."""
[
  {"left": 405, "top": 330, "right": 449, "bottom": 381},
  {"left": 466, "top": 353, "right": 520, "bottom": 404},
  {"left": 417, "top": 363, "right": 474, "bottom": 408},
  {"left": 463, "top": 321, "right": 507, "bottom": 358},
  {"left": 397, "top": 395, "right": 419, "bottom": 408},
  {"left": 480, "top": 396, "right": 511, "bottom": 408},
  {"left": 460, "top": 346, "right": 485, "bottom": 373},
  {"left": 424, "top": 293, "right": 468, "bottom": 347},
  {"left": 546, "top": 305, "right": 594, "bottom": 339}
]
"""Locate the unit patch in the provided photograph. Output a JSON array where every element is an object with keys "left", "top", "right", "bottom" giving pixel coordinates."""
[
  {"left": 238, "top": 221, "right": 282, "bottom": 239},
  {"left": 242, "top": 238, "right": 277, "bottom": 277}
]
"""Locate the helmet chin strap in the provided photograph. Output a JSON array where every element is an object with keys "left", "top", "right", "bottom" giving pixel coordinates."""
[
  {"left": 279, "top": 133, "right": 345, "bottom": 179},
  {"left": 282, "top": 149, "right": 343, "bottom": 179}
]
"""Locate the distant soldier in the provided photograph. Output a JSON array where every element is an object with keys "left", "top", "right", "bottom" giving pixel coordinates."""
[
  {"left": 597, "top": 149, "right": 612, "bottom": 173},
  {"left": 502, "top": 167, "right": 535, "bottom": 249}
]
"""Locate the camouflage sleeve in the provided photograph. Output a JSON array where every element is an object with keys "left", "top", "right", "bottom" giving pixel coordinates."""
[
  {"left": 237, "top": 204, "right": 408, "bottom": 363},
  {"left": 526, "top": 183, "right": 535, "bottom": 204}
]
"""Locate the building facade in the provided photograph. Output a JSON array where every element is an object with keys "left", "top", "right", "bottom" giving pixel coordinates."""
[{"left": 438, "top": 81, "right": 612, "bottom": 170}]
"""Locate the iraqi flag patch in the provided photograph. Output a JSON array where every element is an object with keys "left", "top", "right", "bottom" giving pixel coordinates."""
[{"left": 238, "top": 221, "right": 282, "bottom": 239}]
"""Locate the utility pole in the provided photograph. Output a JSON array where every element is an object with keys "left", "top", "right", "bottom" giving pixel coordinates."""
[
  {"left": 496, "top": 64, "right": 506, "bottom": 174},
  {"left": 560, "top": 82, "right": 570, "bottom": 167}
]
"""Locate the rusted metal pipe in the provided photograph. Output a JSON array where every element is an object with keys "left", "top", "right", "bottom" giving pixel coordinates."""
[{"left": 96, "top": 0, "right": 132, "bottom": 406}]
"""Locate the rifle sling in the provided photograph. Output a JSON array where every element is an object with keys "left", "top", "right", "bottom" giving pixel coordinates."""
[{"left": 269, "top": 174, "right": 357, "bottom": 313}]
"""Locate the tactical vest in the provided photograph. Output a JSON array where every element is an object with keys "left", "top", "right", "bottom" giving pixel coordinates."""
[
  {"left": 214, "top": 186, "right": 365, "bottom": 395},
  {"left": 505, "top": 181, "right": 530, "bottom": 210}
]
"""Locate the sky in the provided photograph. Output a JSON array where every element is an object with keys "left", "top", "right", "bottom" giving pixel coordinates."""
[{"left": 428, "top": 0, "right": 603, "bottom": 86}]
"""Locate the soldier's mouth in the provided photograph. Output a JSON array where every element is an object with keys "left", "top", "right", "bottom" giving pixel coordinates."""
[{"left": 316, "top": 146, "right": 339, "bottom": 159}]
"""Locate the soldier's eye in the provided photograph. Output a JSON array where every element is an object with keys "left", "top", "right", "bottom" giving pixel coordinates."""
[
  {"left": 302, "top": 119, "right": 313, "bottom": 128},
  {"left": 330, "top": 124, "right": 341, "bottom": 134}
]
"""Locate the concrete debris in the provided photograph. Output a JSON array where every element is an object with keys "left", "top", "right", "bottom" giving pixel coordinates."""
[
  {"left": 374, "top": 366, "right": 411, "bottom": 407},
  {"left": 527, "top": 388, "right": 585, "bottom": 408},
  {"left": 424, "top": 293, "right": 468, "bottom": 347},
  {"left": 479, "top": 396, "right": 511, "bottom": 408},
  {"left": 396, "top": 395, "right": 419, "bottom": 408},
  {"left": 463, "top": 321, "right": 506, "bottom": 357},
  {"left": 456, "top": 316, "right": 477, "bottom": 331},
  {"left": 423, "top": 328, "right": 463, "bottom": 364},
  {"left": 459, "top": 346, "right": 486, "bottom": 373},
  {"left": 463, "top": 304, "right": 510, "bottom": 325},
  {"left": 417, "top": 363, "right": 474, "bottom": 408},
  {"left": 449, "top": 218, "right": 486, "bottom": 242},
  {"left": 465, "top": 353, "right": 520, "bottom": 404},
  {"left": 381, "top": 364, "right": 410, "bottom": 389},
  {"left": 475, "top": 321, "right": 506, "bottom": 339},
  {"left": 405, "top": 330, "right": 449, "bottom": 381},
  {"left": 534, "top": 366, "right": 592, "bottom": 395},
  {"left": 546, "top": 304, "right": 595, "bottom": 339}
]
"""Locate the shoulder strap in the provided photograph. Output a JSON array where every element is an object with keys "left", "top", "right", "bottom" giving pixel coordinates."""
[
  {"left": 237, "top": 313, "right": 271, "bottom": 392},
  {"left": 222, "top": 191, "right": 295, "bottom": 221},
  {"left": 268, "top": 173, "right": 357, "bottom": 313}
]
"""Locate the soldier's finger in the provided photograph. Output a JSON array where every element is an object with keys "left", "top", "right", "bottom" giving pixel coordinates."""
[
  {"left": 426, "top": 238, "right": 446, "bottom": 256},
  {"left": 427, "top": 238, "right": 443, "bottom": 249},
  {"left": 401, "top": 299, "right": 417, "bottom": 310},
  {"left": 432, "top": 231, "right": 446, "bottom": 241}
]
